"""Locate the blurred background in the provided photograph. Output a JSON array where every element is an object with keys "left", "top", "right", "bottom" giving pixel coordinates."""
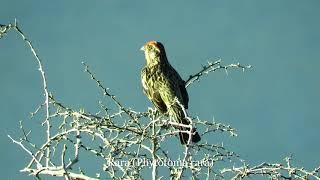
[{"left": 0, "top": 0, "right": 319, "bottom": 179}]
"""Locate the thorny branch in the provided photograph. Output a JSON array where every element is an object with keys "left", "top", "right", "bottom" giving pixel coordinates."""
[
  {"left": 1, "top": 19, "right": 51, "bottom": 167},
  {"left": 2, "top": 20, "right": 319, "bottom": 179},
  {"left": 221, "top": 157, "right": 320, "bottom": 180},
  {"left": 185, "top": 60, "right": 252, "bottom": 87}
]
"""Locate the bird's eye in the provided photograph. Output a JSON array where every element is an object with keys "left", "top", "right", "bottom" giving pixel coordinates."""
[
  {"left": 149, "top": 46, "right": 155, "bottom": 51},
  {"left": 150, "top": 46, "right": 160, "bottom": 53}
]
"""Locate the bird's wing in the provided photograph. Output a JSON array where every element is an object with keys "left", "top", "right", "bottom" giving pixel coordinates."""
[{"left": 167, "top": 67, "right": 189, "bottom": 109}]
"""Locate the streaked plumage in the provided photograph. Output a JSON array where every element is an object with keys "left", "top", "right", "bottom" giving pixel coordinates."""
[{"left": 140, "top": 41, "right": 201, "bottom": 144}]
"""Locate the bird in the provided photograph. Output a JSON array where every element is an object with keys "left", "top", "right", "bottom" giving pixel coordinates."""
[{"left": 140, "top": 40, "right": 201, "bottom": 144}]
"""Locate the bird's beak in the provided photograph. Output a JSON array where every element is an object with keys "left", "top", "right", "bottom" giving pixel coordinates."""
[{"left": 140, "top": 46, "right": 145, "bottom": 51}]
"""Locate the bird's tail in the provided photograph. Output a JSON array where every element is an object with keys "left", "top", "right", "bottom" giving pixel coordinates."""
[{"left": 168, "top": 103, "right": 201, "bottom": 144}]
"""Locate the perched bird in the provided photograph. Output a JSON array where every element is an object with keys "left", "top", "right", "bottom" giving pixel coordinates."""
[{"left": 140, "top": 40, "right": 201, "bottom": 144}]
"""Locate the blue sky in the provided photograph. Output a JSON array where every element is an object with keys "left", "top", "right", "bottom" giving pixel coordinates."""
[{"left": 1, "top": 0, "right": 319, "bottom": 179}]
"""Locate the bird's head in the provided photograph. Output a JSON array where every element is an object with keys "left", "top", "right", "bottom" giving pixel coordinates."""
[{"left": 140, "top": 41, "right": 168, "bottom": 66}]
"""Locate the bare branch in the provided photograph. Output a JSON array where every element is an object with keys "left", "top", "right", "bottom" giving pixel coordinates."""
[
  {"left": 2, "top": 20, "right": 318, "bottom": 180},
  {"left": 185, "top": 60, "right": 252, "bottom": 87}
]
